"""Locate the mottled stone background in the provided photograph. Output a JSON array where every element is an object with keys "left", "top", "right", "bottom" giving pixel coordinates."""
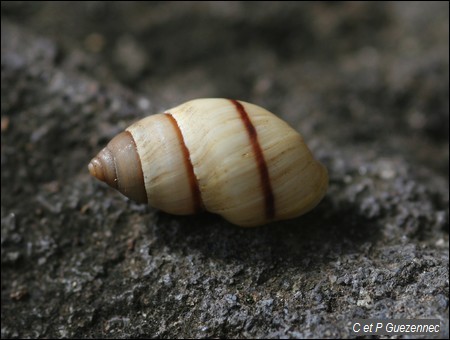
[{"left": 1, "top": 2, "right": 448, "bottom": 338}]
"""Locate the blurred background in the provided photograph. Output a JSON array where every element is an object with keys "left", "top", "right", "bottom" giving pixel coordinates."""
[{"left": 1, "top": 2, "right": 448, "bottom": 338}]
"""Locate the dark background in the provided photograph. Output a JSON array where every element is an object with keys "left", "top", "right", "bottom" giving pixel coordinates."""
[{"left": 1, "top": 2, "right": 448, "bottom": 338}]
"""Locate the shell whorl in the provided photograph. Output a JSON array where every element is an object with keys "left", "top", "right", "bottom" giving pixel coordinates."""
[
  {"left": 88, "top": 98, "right": 328, "bottom": 226},
  {"left": 228, "top": 99, "right": 275, "bottom": 220},
  {"left": 164, "top": 113, "right": 204, "bottom": 213}
]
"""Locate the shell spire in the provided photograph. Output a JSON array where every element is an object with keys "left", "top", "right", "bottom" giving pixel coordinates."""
[{"left": 88, "top": 131, "right": 147, "bottom": 204}]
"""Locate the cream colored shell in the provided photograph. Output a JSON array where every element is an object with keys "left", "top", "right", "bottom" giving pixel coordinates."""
[{"left": 89, "top": 98, "right": 328, "bottom": 227}]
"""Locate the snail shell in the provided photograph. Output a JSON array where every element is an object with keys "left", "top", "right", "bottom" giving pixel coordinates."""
[{"left": 89, "top": 98, "right": 328, "bottom": 227}]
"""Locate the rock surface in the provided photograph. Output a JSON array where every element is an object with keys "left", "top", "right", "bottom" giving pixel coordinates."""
[{"left": 1, "top": 2, "right": 448, "bottom": 338}]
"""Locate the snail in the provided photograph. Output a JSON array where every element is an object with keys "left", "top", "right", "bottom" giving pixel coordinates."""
[{"left": 88, "top": 98, "right": 328, "bottom": 227}]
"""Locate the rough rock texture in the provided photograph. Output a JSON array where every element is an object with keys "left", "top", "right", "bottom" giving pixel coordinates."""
[{"left": 1, "top": 2, "right": 448, "bottom": 338}]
